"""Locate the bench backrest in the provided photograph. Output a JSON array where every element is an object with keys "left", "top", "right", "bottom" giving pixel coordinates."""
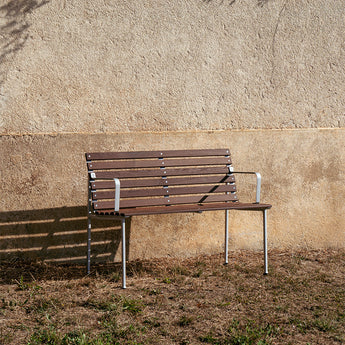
[{"left": 86, "top": 149, "right": 238, "bottom": 213}]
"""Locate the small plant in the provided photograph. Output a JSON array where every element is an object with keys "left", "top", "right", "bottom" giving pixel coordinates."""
[
  {"left": 148, "top": 288, "right": 161, "bottom": 295},
  {"left": 178, "top": 315, "right": 193, "bottom": 327},
  {"left": 173, "top": 265, "right": 190, "bottom": 276},
  {"left": 192, "top": 269, "right": 203, "bottom": 278},
  {"left": 122, "top": 297, "right": 144, "bottom": 314},
  {"left": 108, "top": 272, "right": 120, "bottom": 283},
  {"left": 26, "top": 297, "right": 62, "bottom": 315},
  {"left": 0, "top": 327, "right": 13, "bottom": 344},
  {"left": 226, "top": 319, "right": 278, "bottom": 345},
  {"left": 162, "top": 277, "right": 172, "bottom": 284},
  {"left": 15, "top": 276, "right": 29, "bottom": 291},
  {"left": 61, "top": 329, "right": 90, "bottom": 344},
  {"left": 27, "top": 327, "right": 60, "bottom": 344},
  {"left": 83, "top": 297, "right": 119, "bottom": 313},
  {"left": 143, "top": 317, "right": 161, "bottom": 328},
  {"left": 199, "top": 332, "right": 218, "bottom": 343},
  {"left": 313, "top": 318, "right": 336, "bottom": 332}
]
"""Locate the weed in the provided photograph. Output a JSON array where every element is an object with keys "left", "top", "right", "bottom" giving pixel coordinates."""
[
  {"left": 288, "top": 317, "right": 310, "bottom": 333},
  {"left": 313, "top": 318, "right": 336, "bottom": 332},
  {"left": 219, "top": 319, "right": 279, "bottom": 344},
  {"left": 192, "top": 269, "right": 203, "bottom": 278},
  {"left": 108, "top": 272, "right": 120, "bottom": 283},
  {"left": 83, "top": 296, "right": 119, "bottom": 313},
  {"left": 15, "top": 276, "right": 29, "bottom": 291},
  {"left": 122, "top": 297, "right": 144, "bottom": 314},
  {"left": 143, "top": 317, "right": 161, "bottom": 328},
  {"left": 199, "top": 332, "right": 218, "bottom": 343},
  {"left": 148, "top": 288, "right": 161, "bottom": 295},
  {"left": 217, "top": 301, "right": 231, "bottom": 307},
  {"left": 178, "top": 315, "right": 193, "bottom": 327},
  {"left": 14, "top": 275, "right": 42, "bottom": 294},
  {"left": 27, "top": 327, "right": 60, "bottom": 344},
  {"left": 0, "top": 327, "right": 13, "bottom": 344},
  {"left": 173, "top": 265, "right": 190, "bottom": 276},
  {"left": 26, "top": 297, "right": 63, "bottom": 314},
  {"left": 162, "top": 277, "right": 172, "bottom": 284}
]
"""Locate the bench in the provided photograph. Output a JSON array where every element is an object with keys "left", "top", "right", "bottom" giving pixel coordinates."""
[{"left": 86, "top": 149, "right": 272, "bottom": 288}]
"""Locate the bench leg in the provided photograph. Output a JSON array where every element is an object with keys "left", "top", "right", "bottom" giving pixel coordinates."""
[
  {"left": 121, "top": 217, "right": 126, "bottom": 289},
  {"left": 224, "top": 210, "right": 229, "bottom": 264},
  {"left": 87, "top": 217, "right": 91, "bottom": 274},
  {"left": 263, "top": 209, "right": 268, "bottom": 275}
]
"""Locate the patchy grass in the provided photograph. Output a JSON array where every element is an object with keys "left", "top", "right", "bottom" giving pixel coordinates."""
[{"left": 0, "top": 249, "right": 345, "bottom": 344}]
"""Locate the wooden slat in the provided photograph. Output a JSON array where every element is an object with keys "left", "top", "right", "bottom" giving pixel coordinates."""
[
  {"left": 91, "top": 175, "right": 236, "bottom": 190},
  {"left": 88, "top": 156, "right": 231, "bottom": 170},
  {"left": 86, "top": 149, "right": 230, "bottom": 161},
  {"left": 93, "top": 166, "right": 229, "bottom": 179},
  {"left": 95, "top": 202, "right": 271, "bottom": 216},
  {"left": 93, "top": 194, "right": 237, "bottom": 210},
  {"left": 92, "top": 184, "right": 236, "bottom": 200}
]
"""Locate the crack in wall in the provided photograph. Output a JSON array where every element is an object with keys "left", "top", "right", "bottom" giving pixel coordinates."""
[{"left": 270, "top": 0, "right": 288, "bottom": 86}]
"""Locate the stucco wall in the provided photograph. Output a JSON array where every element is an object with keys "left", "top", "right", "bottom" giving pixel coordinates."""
[{"left": 0, "top": 0, "right": 344, "bottom": 262}]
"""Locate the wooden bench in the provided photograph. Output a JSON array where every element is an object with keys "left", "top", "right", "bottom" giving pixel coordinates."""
[{"left": 86, "top": 149, "right": 272, "bottom": 288}]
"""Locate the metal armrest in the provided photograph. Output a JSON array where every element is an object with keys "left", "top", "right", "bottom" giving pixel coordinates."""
[
  {"left": 114, "top": 178, "right": 121, "bottom": 212},
  {"left": 228, "top": 167, "right": 261, "bottom": 203}
]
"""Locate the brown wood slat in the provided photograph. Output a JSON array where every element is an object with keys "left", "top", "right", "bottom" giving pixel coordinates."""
[
  {"left": 93, "top": 166, "right": 229, "bottom": 179},
  {"left": 97, "top": 202, "right": 271, "bottom": 216},
  {"left": 92, "top": 184, "right": 236, "bottom": 200},
  {"left": 91, "top": 175, "right": 236, "bottom": 190},
  {"left": 94, "top": 194, "right": 237, "bottom": 210},
  {"left": 86, "top": 149, "right": 230, "bottom": 161},
  {"left": 88, "top": 156, "right": 231, "bottom": 170}
]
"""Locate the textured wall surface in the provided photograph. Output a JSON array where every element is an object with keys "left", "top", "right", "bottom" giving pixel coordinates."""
[
  {"left": 1, "top": 0, "right": 344, "bottom": 133},
  {"left": 0, "top": 0, "right": 344, "bottom": 262}
]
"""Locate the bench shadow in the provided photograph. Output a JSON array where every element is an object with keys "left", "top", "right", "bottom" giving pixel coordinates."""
[{"left": 0, "top": 206, "right": 131, "bottom": 283}]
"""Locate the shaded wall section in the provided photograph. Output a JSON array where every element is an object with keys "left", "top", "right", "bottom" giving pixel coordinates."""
[{"left": 0, "top": 130, "right": 344, "bottom": 262}]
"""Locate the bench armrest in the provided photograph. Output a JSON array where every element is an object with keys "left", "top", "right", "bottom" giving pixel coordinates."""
[{"left": 228, "top": 167, "right": 261, "bottom": 203}]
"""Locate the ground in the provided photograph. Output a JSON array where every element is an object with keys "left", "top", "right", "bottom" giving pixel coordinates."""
[{"left": 0, "top": 249, "right": 344, "bottom": 344}]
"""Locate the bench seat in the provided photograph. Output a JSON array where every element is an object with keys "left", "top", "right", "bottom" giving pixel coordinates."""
[{"left": 95, "top": 202, "right": 272, "bottom": 216}]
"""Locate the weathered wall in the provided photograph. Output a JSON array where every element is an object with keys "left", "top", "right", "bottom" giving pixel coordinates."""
[{"left": 0, "top": 0, "right": 344, "bottom": 262}]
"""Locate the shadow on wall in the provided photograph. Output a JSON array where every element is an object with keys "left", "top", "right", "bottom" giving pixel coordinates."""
[
  {"left": 0, "top": 0, "right": 49, "bottom": 86},
  {"left": 0, "top": 206, "right": 131, "bottom": 265}
]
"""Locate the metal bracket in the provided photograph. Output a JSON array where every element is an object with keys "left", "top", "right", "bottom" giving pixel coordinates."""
[{"left": 114, "top": 178, "right": 121, "bottom": 212}]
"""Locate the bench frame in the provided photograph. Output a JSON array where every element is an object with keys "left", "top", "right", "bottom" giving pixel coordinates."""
[{"left": 86, "top": 149, "right": 271, "bottom": 289}]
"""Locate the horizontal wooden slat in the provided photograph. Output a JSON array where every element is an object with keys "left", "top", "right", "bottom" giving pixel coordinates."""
[
  {"left": 86, "top": 149, "right": 230, "bottom": 161},
  {"left": 95, "top": 202, "right": 272, "bottom": 216},
  {"left": 91, "top": 175, "right": 236, "bottom": 190},
  {"left": 92, "top": 184, "right": 236, "bottom": 200},
  {"left": 93, "top": 166, "right": 229, "bottom": 179},
  {"left": 94, "top": 194, "right": 237, "bottom": 209},
  {"left": 88, "top": 156, "right": 231, "bottom": 170}
]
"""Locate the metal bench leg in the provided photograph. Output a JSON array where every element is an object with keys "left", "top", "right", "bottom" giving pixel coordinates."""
[
  {"left": 87, "top": 216, "right": 91, "bottom": 274},
  {"left": 225, "top": 210, "right": 229, "bottom": 264},
  {"left": 121, "top": 217, "right": 126, "bottom": 289},
  {"left": 263, "top": 209, "right": 268, "bottom": 275}
]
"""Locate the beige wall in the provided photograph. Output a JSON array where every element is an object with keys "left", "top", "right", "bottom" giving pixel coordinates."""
[{"left": 0, "top": 0, "right": 344, "bottom": 262}]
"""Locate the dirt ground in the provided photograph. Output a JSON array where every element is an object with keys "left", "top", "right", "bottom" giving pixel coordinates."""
[{"left": 0, "top": 249, "right": 344, "bottom": 344}]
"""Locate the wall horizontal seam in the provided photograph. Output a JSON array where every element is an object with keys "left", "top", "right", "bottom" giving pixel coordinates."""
[{"left": 0, "top": 127, "right": 344, "bottom": 138}]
